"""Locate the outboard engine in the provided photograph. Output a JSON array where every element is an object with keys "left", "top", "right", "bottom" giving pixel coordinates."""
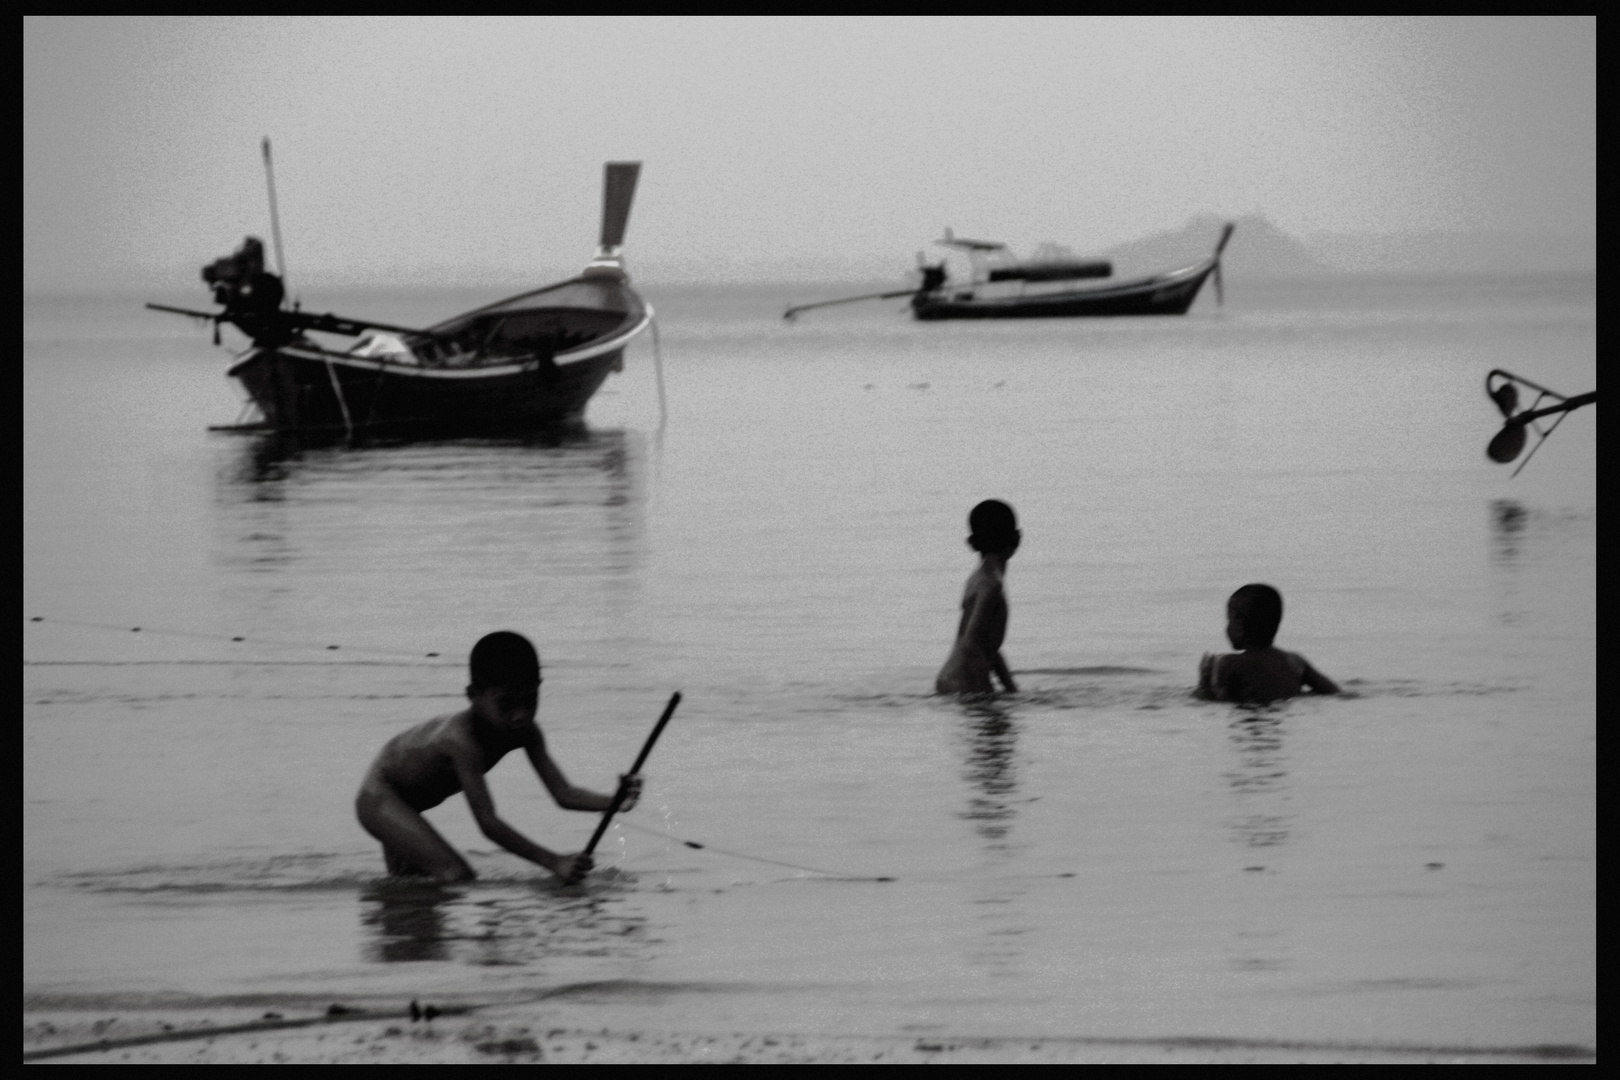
[
  {"left": 200, "top": 236, "right": 289, "bottom": 343},
  {"left": 202, "top": 236, "right": 285, "bottom": 317}
]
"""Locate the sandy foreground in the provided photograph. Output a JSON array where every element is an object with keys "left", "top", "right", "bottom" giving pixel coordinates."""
[{"left": 23, "top": 1006, "right": 1595, "bottom": 1064}]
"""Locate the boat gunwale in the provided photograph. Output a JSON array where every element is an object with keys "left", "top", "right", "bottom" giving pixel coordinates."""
[
  {"left": 423, "top": 273, "right": 646, "bottom": 334},
  {"left": 930, "top": 257, "right": 1214, "bottom": 305},
  {"left": 228, "top": 304, "right": 652, "bottom": 380}
]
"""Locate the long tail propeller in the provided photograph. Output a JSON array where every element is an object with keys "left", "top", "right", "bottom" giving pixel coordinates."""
[
  {"left": 1485, "top": 368, "right": 1596, "bottom": 475},
  {"left": 783, "top": 286, "right": 921, "bottom": 320},
  {"left": 783, "top": 253, "right": 946, "bottom": 320}
]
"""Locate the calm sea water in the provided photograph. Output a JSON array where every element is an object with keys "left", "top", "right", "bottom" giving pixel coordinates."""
[{"left": 24, "top": 276, "right": 1594, "bottom": 1052}]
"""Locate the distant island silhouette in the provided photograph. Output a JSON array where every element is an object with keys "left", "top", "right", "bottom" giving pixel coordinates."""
[{"left": 1092, "top": 213, "right": 1593, "bottom": 280}]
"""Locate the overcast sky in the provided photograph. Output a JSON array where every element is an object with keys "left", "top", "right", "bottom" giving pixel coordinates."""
[{"left": 24, "top": 16, "right": 1595, "bottom": 289}]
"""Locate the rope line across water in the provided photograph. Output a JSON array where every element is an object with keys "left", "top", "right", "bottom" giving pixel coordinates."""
[
  {"left": 26, "top": 615, "right": 447, "bottom": 661},
  {"left": 615, "top": 819, "right": 894, "bottom": 882}
]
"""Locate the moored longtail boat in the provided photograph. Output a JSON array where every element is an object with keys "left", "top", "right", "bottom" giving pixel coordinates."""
[
  {"left": 785, "top": 222, "right": 1235, "bottom": 321},
  {"left": 150, "top": 159, "right": 650, "bottom": 436}
]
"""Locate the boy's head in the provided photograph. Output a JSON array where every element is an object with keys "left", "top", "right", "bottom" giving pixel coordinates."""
[
  {"left": 468, "top": 631, "right": 541, "bottom": 730},
  {"left": 469, "top": 631, "right": 540, "bottom": 690},
  {"left": 1226, "top": 584, "right": 1283, "bottom": 649},
  {"left": 468, "top": 631, "right": 541, "bottom": 714},
  {"left": 967, "top": 499, "right": 1021, "bottom": 556}
]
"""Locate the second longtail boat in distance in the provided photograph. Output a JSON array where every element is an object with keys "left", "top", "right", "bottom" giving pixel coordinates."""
[{"left": 785, "top": 221, "right": 1235, "bottom": 321}]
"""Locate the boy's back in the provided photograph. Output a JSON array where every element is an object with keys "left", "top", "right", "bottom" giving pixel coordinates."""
[
  {"left": 1197, "top": 583, "right": 1339, "bottom": 704},
  {"left": 368, "top": 712, "right": 530, "bottom": 812},
  {"left": 937, "top": 562, "right": 1011, "bottom": 694},
  {"left": 936, "top": 500, "right": 1021, "bottom": 696},
  {"left": 1200, "top": 646, "right": 1335, "bottom": 704}
]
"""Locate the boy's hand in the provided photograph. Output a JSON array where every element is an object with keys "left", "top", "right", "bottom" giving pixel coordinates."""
[
  {"left": 557, "top": 851, "right": 594, "bottom": 884},
  {"left": 1196, "top": 653, "right": 1221, "bottom": 699},
  {"left": 616, "top": 773, "right": 643, "bottom": 813}
]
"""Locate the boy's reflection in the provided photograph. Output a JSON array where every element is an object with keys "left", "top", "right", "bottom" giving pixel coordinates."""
[
  {"left": 1223, "top": 711, "right": 1296, "bottom": 975},
  {"left": 1223, "top": 712, "right": 1292, "bottom": 850},
  {"left": 360, "top": 880, "right": 457, "bottom": 963},
  {"left": 958, "top": 698, "right": 1019, "bottom": 844},
  {"left": 360, "top": 881, "right": 646, "bottom": 967}
]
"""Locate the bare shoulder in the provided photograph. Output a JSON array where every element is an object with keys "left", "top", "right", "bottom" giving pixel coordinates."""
[
  {"left": 1197, "top": 651, "right": 1231, "bottom": 699},
  {"left": 963, "top": 563, "right": 1006, "bottom": 601},
  {"left": 1207, "top": 651, "right": 1241, "bottom": 695},
  {"left": 366, "top": 711, "right": 470, "bottom": 794},
  {"left": 385, "top": 711, "right": 473, "bottom": 758},
  {"left": 439, "top": 710, "right": 495, "bottom": 758}
]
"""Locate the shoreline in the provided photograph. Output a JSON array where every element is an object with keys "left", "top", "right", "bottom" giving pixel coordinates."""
[{"left": 23, "top": 1007, "right": 1595, "bottom": 1065}]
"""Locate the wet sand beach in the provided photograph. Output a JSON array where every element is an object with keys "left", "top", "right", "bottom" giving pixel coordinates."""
[{"left": 25, "top": 1004, "right": 1594, "bottom": 1064}]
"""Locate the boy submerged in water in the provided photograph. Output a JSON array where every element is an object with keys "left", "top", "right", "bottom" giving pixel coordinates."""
[
  {"left": 1197, "top": 584, "right": 1340, "bottom": 703},
  {"left": 355, "top": 631, "right": 638, "bottom": 882},
  {"left": 936, "top": 500, "right": 1021, "bottom": 695}
]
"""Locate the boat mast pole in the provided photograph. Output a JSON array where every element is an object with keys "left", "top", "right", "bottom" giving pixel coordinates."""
[{"left": 261, "top": 137, "right": 288, "bottom": 291}]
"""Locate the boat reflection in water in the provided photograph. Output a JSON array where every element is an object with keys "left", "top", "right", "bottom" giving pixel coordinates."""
[{"left": 211, "top": 427, "right": 646, "bottom": 640}]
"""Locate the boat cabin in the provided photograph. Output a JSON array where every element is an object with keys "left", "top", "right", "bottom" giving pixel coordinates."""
[{"left": 932, "top": 229, "right": 1112, "bottom": 301}]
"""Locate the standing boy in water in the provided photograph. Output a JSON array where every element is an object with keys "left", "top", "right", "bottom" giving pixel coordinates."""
[
  {"left": 936, "top": 500, "right": 1021, "bottom": 695},
  {"left": 1197, "top": 584, "right": 1340, "bottom": 703},
  {"left": 355, "top": 631, "right": 638, "bottom": 882}
]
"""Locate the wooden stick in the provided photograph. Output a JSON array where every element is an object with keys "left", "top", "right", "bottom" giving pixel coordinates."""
[{"left": 570, "top": 692, "right": 682, "bottom": 881}]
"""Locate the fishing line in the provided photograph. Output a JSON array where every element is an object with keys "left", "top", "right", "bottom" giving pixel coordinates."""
[
  {"left": 614, "top": 819, "right": 894, "bottom": 882},
  {"left": 25, "top": 659, "right": 451, "bottom": 668},
  {"left": 25, "top": 615, "right": 450, "bottom": 662}
]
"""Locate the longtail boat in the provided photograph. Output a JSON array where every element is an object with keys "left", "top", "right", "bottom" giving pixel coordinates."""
[
  {"left": 150, "top": 152, "right": 650, "bottom": 437},
  {"left": 785, "top": 222, "right": 1234, "bottom": 321}
]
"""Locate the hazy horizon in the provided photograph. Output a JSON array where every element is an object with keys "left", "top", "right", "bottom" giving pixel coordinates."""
[{"left": 26, "top": 17, "right": 1594, "bottom": 292}]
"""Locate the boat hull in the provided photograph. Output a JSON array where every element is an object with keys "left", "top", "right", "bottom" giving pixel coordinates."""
[
  {"left": 911, "top": 259, "right": 1216, "bottom": 320},
  {"left": 228, "top": 346, "right": 625, "bottom": 435},
  {"left": 224, "top": 273, "right": 650, "bottom": 436}
]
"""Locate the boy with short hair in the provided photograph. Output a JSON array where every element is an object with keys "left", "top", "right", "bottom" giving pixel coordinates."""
[
  {"left": 1197, "top": 584, "right": 1340, "bottom": 703},
  {"left": 355, "top": 631, "right": 638, "bottom": 882},
  {"left": 936, "top": 500, "right": 1021, "bottom": 695}
]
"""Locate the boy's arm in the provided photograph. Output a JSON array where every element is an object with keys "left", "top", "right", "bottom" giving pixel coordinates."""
[
  {"left": 1296, "top": 655, "right": 1340, "bottom": 695},
  {"left": 450, "top": 749, "right": 582, "bottom": 878},
  {"left": 992, "top": 652, "right": 1018, "bottom": 693},
  {"left": 524, "top": 738, "right": 621, "bottom": 812},
  {"left": 1196, "top": 653, "right": 1218, "bottom": 699},
  {"left": 962, "top": 581, "right": 1016, "bottom": 692},
  {"left": 1196, "top": 653, "right": 1232, "bottom": 700}
]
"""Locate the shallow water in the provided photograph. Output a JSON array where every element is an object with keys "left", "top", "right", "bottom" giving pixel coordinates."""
[{"left": 24, "top": 276, "right": 1595, "bottom": 1052}]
